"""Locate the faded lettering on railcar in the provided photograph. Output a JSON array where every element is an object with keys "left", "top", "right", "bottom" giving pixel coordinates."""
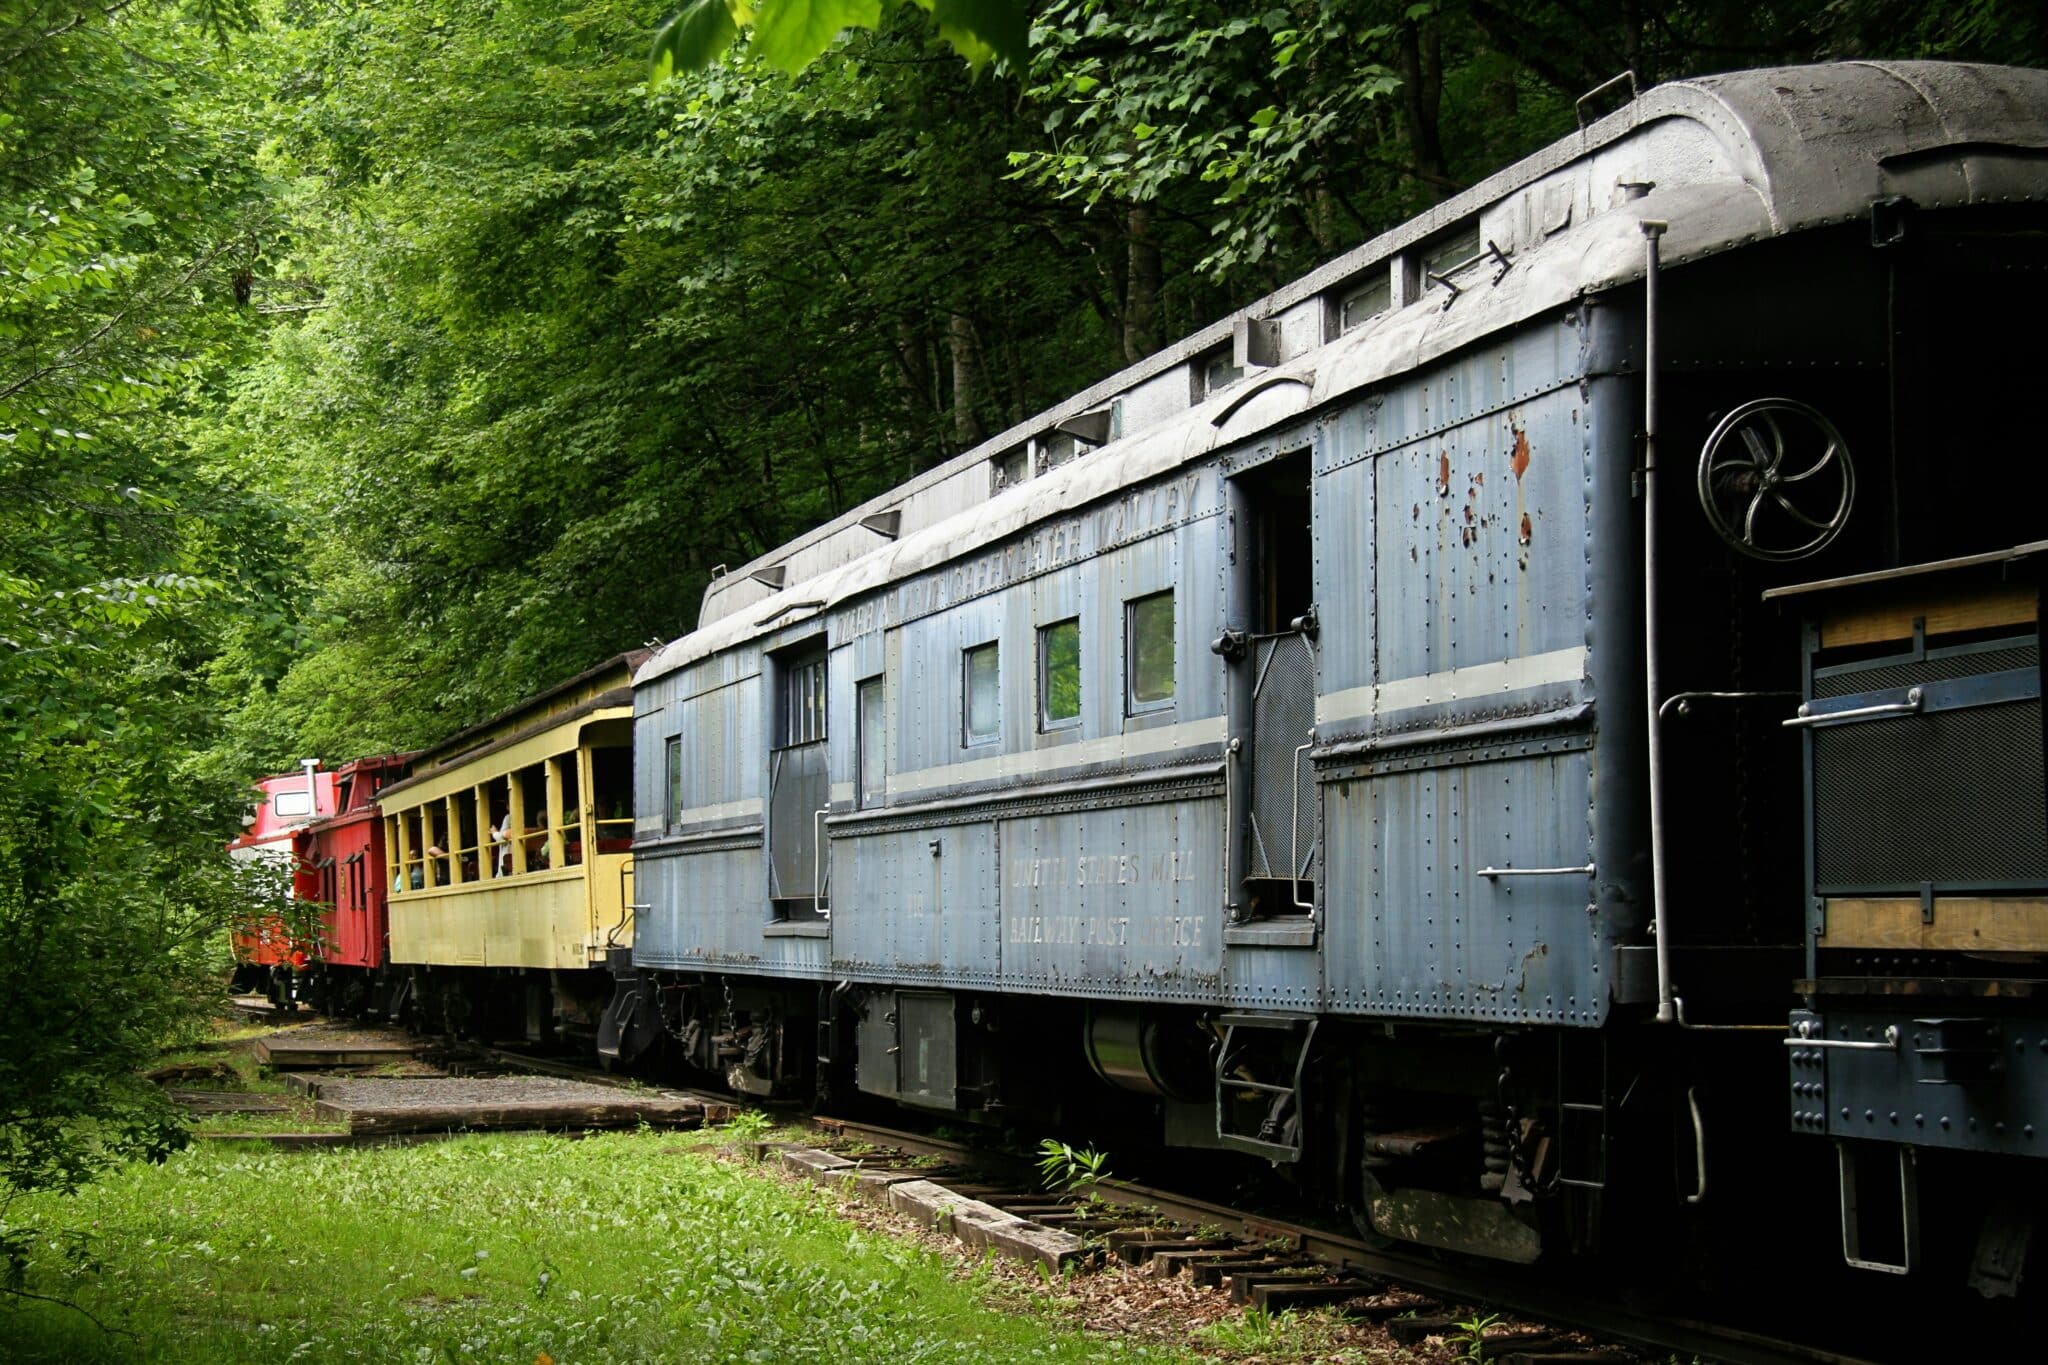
[
  {"left": 1002, "top": 913, "right": 1205, "bottom": 948},
  {"left": 833, "top": 471, "right": 1207, "bottom": 642}
]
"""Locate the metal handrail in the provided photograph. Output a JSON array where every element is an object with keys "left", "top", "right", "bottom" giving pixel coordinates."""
[
  {"left": 1576, "top": 69, "right": 1639, "bottom": 128},
  {"left": 1783, "top": 687, "right": 1922, "bottom": 729},
  {"left": 1787, "top": 1021, "right": 1900, "bottom": 1052},
  {"left": 813, "top": 806, "right": 832, "bottom": 918},
  {"left": 1289, "top": 739, "right": 1315, "bottom": 912}
]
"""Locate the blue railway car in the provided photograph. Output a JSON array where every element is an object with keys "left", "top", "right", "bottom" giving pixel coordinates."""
[{"left": 615, "top": 62, "right": 2048, "bottom": 1289}]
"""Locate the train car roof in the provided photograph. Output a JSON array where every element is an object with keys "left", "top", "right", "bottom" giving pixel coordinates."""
[
  {"left": 641, "top": 60, "right": 2048, "bottom": 687},
  {"left": 378, "top": 650, "right": 650, "bottom": 801}
]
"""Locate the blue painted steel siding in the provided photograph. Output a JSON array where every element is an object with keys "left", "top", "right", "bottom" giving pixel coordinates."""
[
  {"left": 831, "top": 822, "right": 1000, "bottom": 986},
  {"left": 998, "top": 798, "right": 1224, "bottom": 1003},
  {"left": 633, "top": 647, "right": 830, "bottom": 978},
  {"left": 1323, "top": 745, "right": 1600, "bottom": 1024},
  {"left": 1312, "top": 315, "right": 1608, "bottom": 1026},
  {"left": 633, "top": 464, "right": 1231, "bottom": 994},
  {"left": 1312, "top": 400, "right": 1379, "bottom": 699},
  {"left": 630, "top": 314, "right": 1628, "bottom": 1023},
  {"left": 1365, "top": 340, "right": 1587, "bottom": 699},
  {"left": 1313, "top": 324, "right": 1592, "bottom": 731},
  {"left": 634, "top": 845, "right": 833, "bottom": 977}
]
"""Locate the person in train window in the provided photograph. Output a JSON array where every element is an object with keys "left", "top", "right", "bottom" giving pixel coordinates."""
[
  {"left": 489, "top": 810, "right": 514, "bottom": 875},
  {"left": 426, "top": 843, "right": 449, "bottom": 884}
]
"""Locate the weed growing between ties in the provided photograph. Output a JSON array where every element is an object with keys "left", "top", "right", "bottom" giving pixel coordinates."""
[{"left": 0, "top": 1130, "right": 1173, "bottom": 1363}]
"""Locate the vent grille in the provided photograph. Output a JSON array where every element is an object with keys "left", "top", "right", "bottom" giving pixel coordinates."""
[
  {"left": 1814, "top": 643, "right": 2036, "bottom": 700},
  {"left": 1814, "top": 696, "right": 2046, "bottom": 889}
]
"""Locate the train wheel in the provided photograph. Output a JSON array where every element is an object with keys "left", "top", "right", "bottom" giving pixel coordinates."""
[{"left": 1347, "top": 1168, "right": 1396, "bottom": 1249}]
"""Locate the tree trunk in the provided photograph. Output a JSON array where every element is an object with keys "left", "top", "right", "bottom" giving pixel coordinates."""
[
  {"left": 949, "top": 311, "right": 987, "bottom": 449},
  {"left": 1396, "top": 16, "right": 1449, "bottom": 201},
  {"left": 1123, "top": 205, "right": 1161, "bottom": 362}
]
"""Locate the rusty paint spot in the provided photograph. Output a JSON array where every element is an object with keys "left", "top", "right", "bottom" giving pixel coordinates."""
[
  {"left": 1412, "top": 502, "right": 1420, "bottom": 521},
  {"left": 1438, "top": 451, "right": 1452, "bottom": 497},
  {"left": 1410, "top": 547, "right": 1418, "bottom": 562},
  {"left": 1473, "top": 471, "right": 1484, "bottom": 487},
  {"left": 1463, "top": 505, "right": 1475, "bottom": 524},
  {"left": 1510, "top": 427, "right": 1531, "bottom": 481},
  {"left": 1518, "top": 512, "right": 1533, "bottom": 545}
]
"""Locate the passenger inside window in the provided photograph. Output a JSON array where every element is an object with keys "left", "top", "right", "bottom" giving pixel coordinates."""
[
  {"left": 489, "top": 792, "right": 513, "bottom": 877},
  {"left": 516, "top": 764, "right": 549, "bottom": 870},
  {"left": 560, "top": 760, "right": 583, "bottom": 867},
  {"left": 456, "top": 800, "right": 479, "bottom": 882}
]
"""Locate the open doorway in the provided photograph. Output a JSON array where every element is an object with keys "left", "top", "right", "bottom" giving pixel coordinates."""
[{"left": 1233, "top": 448, "right": 1318, "bottom": 918}]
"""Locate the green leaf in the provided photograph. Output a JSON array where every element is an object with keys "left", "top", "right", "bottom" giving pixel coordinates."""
[
  {"left": 651, "top": 0, "right": 744, "bottom": 83},
  {"left": 1248, "top": 105, "right": 1278, "bottom": 128},
  {"left": 753, "top": 0, "right": 883, "bottom": 74},
  {"left": 921, "top": 0, "right": 1031, "bottom": 71}
]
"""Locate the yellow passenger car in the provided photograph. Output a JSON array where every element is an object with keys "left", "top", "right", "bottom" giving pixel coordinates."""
[{"left": 377, "top": 652, "right": 648, "bottom": 1037}]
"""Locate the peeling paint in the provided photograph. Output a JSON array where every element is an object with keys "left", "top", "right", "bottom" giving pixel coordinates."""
[
  {"left": 1437, "top": 450, "right": 1452, "bottom": 498},
  {"left": 1510, "top": 426, "right": 1531, "bottom": 481},
  {"left": 1518, "top": 512, "right": 1533, "bottom": 546}
]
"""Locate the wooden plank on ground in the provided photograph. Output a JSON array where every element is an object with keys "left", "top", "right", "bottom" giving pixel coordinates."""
[
  {"left": 256, "top": 1037, "right": 421, "bottom": 1068},
  {"left": 312, "top": 1076, "right": 704, "bottom": 1135},
  {"left": 168, "top": 1090, "right": 290, "bottom": 1114},
  {"left": 1251, "top": 1281, "right": 1380, "bottom": 1312}
]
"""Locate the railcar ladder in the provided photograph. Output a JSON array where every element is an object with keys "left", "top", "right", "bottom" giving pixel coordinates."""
[
  {"left": 1214, "top": 1014, "right": 1318, "bottom": 1161},
  {"left": 1555, "top": 1032, "right": 1609, "bottom": 1191}
]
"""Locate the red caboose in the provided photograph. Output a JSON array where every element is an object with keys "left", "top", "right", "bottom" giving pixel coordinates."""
[
  {"left": 227, "top": 763, "right": 338, "bottom": 1005},
  {"left": 290, "top": 753, "right": 414, "bottom": 1016}
]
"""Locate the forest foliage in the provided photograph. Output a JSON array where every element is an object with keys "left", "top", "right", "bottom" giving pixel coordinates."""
[
  {"left": 209, "top": 0, "right": 2048, "bottom": 763},
  {"left": 1, "top": 0, "right": 2044, "bottom": 1201}
]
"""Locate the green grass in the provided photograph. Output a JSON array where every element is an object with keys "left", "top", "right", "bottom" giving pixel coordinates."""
[
  {"left": 186, "top": 1109, "right": 348, "bottom": 1137},
  {"left": 1, "top": 1130, "right": 1183, "bottom": 1363},
  {"left": 151, "top": 1027, "right": 286, "bottom": 1095}
]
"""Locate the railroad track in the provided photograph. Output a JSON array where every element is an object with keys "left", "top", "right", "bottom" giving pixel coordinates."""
[
  {"left": 801, "top": 1115, "right": 1886, "bottom": 1365},
  {"left": 460, "top": 1044, "right": 1886, "bottom": 1365}
]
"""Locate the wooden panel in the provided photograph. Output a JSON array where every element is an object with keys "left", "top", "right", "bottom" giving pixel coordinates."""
[
  {"left": 1818, "top": 583, "right": 2036, "bottom": 649},
  {"left": 388, "top": 866, "right": 589, "bottom": 969},
  {"left": 1823, "top": 896, "right": 2048, "bottom": 951}
]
